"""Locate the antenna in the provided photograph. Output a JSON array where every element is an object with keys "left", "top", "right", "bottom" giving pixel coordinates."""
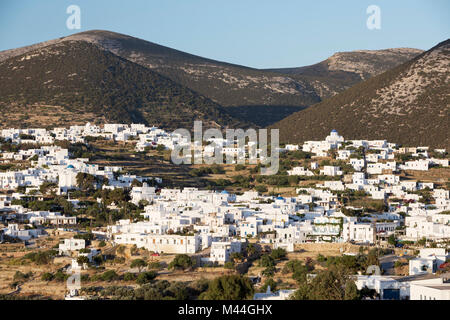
[{"left": 372, "top": 217, "right": 377, "bottom": 245}]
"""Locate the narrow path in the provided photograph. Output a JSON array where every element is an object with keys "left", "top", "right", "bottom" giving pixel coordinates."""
[{"left": 7, "top": 284, "right": 21, "bottom": 295}]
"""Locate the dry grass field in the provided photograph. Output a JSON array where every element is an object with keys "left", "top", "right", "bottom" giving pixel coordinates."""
[
  {"left": 400, "top": 167, "right": 450, "bottom": 184},
  {"left": 0, "top": 238, "right": 366, "bottom": 299},
  {"left": 247, "top": 243, "right": 361, "bottom": 289},
  {"left": 0, "top": 104, "right": 105, "bottom": 129}
]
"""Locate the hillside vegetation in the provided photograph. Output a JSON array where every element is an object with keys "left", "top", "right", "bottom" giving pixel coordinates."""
[
  {"left": 270, "top": 39, "right": 450, "bottom": 150},
  {"left": 0, "top": 30, "right": 422, "bottom": 127},
  {"left": 0, "top": 40, "right": 246, "bottom": 130}
]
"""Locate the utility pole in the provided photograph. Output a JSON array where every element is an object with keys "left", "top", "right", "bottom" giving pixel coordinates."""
[
  {"left": 362, "top": 146, "right": 368, "bottom": 179},
  {"left": 372, "top": 217, "right": 377, "bottom": 246}
]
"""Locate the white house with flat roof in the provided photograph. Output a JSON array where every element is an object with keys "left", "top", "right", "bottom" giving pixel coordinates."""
[
  {"left": 410, "top": 278, "right": 450, "bottom": 300},
  {"left": 59, "top": 238, "right": 86, "bottom": 255},
  {"left": 206, "top": 240, "right": 244, "bottom": 264}
]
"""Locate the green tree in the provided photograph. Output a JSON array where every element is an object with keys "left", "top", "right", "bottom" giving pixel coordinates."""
[
  {"left": 168, "top": 254, "right": 194, "bottom": 270},
  {"left": 246, "top": 243, "right": 258, "bottom": 258},
  {"left": 260, "top": 278, "right": 277, "bottom": 292},
  {"left": 270, "top": 248, "right": 287, "bottom": 260},
  {"left": 388, "top": 234, "right": 397, "bottom": 246},
  {"left": 367, "top": 249, "right": 380, "bottom": 267},
  {"left": 136, "top": 271, "right": 157, "bottom": 285},
  {"left": 229, "top": 252, "right": 243, "bottom": 263},
  {"left": 148, "top": 262, "right": 162, "bottom": 270},
  {"left": 262, "top": 265, "right": 276, "bottom": 277},
  {"left": 344, "top": 280, "right": 359, "bottom": 300},
  {"left": 77, "top": 256, "right": 90, "bottom": 265},
  {"left": 39, "top": 181, "right": 58, "bottom": 195},
  {"left": 199, "top": 275, "right": 254, "bottom": 300},
  {"left": 101, "top": 270, "right": 119, "bottom": 282},
  {"left": 130, "top": 259, "right": 148, "bottom": 272},
  {"left": 259, "top": 254, "right": 275, "bottom": 268},
  {"left": 76, "top": 172, "right": 99, "bottom": 192},
  {"left": 54, "top": 270, "right": 68, "bottom": 282},
  {"left": 291, "top": 265, "right": 355, "bottom": 300},
  {"left": 123, "top": 272, "right": 136, "bottom": 281}
]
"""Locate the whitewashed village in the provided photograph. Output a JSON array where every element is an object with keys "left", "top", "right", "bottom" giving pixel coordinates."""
[{"left": 0, "top": 123, "right": 449, "bottom": 301}]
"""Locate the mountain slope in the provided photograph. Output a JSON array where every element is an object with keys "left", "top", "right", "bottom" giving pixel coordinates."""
[
  {"left": 0, "top": 30, "right": 422, "bottom": 127},
  {"left": 270, "top": 39, "right": 450, "bottom": 150},
  {"left": 0, "top": 40, "right": 246, "bottom": 130},
  {"left": 267, "top": 48, "right": 424, "bottom": 99},
  {"left": 0, "top": 31, "right": 320, "bottom": 112}
]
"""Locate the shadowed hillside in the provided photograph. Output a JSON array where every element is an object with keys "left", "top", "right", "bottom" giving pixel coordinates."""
[
  {"left": 0, "top": 40, "right": 247, "bottom": 130},
  {"left": 270, "top": 40, "right": 450, "bottom": 150}
]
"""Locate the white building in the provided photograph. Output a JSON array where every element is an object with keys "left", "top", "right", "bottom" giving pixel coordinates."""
[
  {"left": 409, "top": 248, "right": 449, "bottom": 276},
  {"left": 253, "top": 287, "right": 295, "bottom": 300},
  {"left": 130, "top": 183, "right": 156, "bottom": 205},
  {"left": 410, "top": 278, "right": 450, "bottom": 300},
  {"left": 287, "top": 166, "right": 314, "bottom": 176},
  {"left": 112, "top": 233, "right": 201, "bottom": 254},
  {"left": 320, "top": 166, "right": 343, "bottom": 176},
  {"left": 59, "top": 238, "right": 86, "bottom": 255},
  {"left": 207, "top": 240, "right": 244, "bottom": 264}
]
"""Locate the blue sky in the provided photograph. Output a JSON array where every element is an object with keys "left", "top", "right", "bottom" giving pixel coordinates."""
[{"left": 0, "top": 0, "right": 449, "bottom": 68}]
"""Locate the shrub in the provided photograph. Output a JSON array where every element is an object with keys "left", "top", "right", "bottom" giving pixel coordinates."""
[
  {"left": 260, "top": 278, "right": 277, "bottom": 292},
  {"left": 262, "top": 266, "right": 276, "bottom": 277},
  {"left": 23, "top": 250, "right": 57, "bottom": 265},
  {"left": 101, "top": 270, "right": 119, "bottom": 282},
  {"left": 270, "top": 248, "right": 287, "bottom": 260},
  {"left": 14, "top": 271, "right": 32, "bottom": 282},
  {"left": 41, "top": 272, "right": 54, "bottom": 281},
  {"left": 54, "top": 270, "right": 68, "bottom": 282},
  {"left": 259, "top": 254, "right": 275, "bottom": 268},
  {"left": 255, "top": 185, "right": 268, "bottom": 193},
  {"left": 77, "top": 256, "right": 89, "bottom": 265},
  {"left": 229, "top": 252, "right": 243, "bottom": 262},
  {"left": 92, "top": 255, "right": 104, "bottom": 265},
  {"left": 136, "top": 271, "right": 157, "bottom": 285},
  {"left": 123, "top": 272, "right": 136, "bottom": 281},
  {"left": 199, "top": 275, "right": 254, "bottom": 300},
  {"left": 130, "top": 259, "right": 147, "bottom": 272},
  {"left": 148, "top": 262, "right": 162, "bottom": 270},
  {"left": 168, "top": 254, "right": 193, "bottom": 270}
]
